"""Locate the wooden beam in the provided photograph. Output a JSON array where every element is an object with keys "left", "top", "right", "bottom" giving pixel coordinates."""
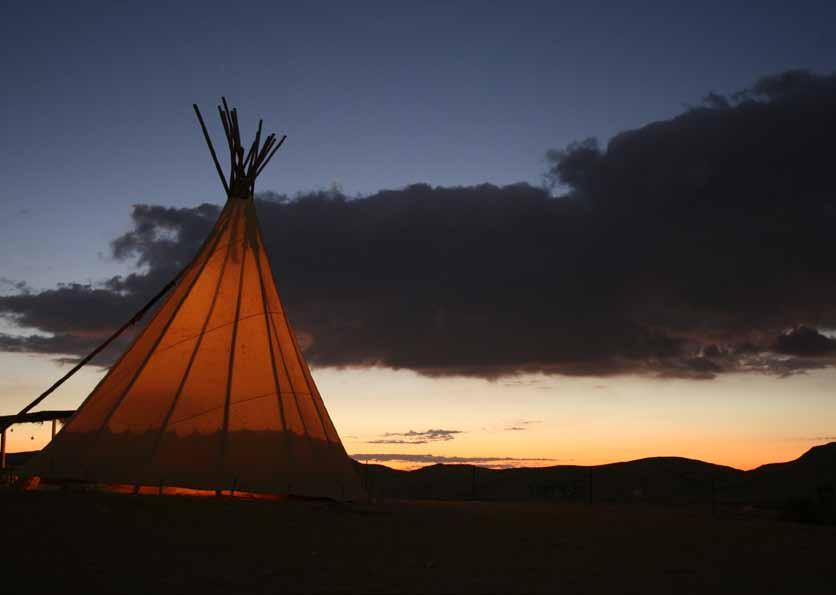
[{"left": 0, "top": 410, "right": 75, "bottom": 427}]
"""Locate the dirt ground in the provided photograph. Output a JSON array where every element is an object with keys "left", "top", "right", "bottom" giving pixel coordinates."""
[{"left": 1, "top": 490, "right": 834, "bottom": 594}]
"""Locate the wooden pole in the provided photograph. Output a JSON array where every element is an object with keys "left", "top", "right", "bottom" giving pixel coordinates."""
[
  {"left": 51, "top": 418, "right": 57, "bottom": 439},
  {"left": 255, "top": 135, "right": 286, "bottom": 176},
  {"left": 1, "top": 428, "right": 6, "bottom": 470},
  {"left": 193, "top": 104, "right": 230, "bottom": 196}
]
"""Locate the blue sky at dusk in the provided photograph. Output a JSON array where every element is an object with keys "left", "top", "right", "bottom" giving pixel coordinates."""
[{"left": 3, "top": 1, "right": 834, "bottom": 287}]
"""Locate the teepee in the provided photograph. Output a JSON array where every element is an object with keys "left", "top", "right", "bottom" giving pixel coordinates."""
[{"left": 24, "top": 100, "right": 364, "bottom": 500}]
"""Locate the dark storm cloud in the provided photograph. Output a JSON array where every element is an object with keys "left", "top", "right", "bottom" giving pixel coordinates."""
[
  {"left": 540, "top": 69, "right": 836, "bottom": 377},
  {"left": 108, "top": 203, "right": 222, "bottom": 294},
  {"left": 2, "top": 70, "right": 836, "bottom": 379},
  {"left": 368, "top": 429, "right": 463, "bottom": 445},
  {"left": 0, "top": 283, "right": 134, "bottom": 335}
]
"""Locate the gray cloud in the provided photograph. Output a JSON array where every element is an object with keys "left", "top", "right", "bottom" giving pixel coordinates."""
[
  {"left": 368, "top": 429, "right": 463, "bottom": 445},
  {"left": 2, "top": 71, "right": 836, "bottom": 380}
]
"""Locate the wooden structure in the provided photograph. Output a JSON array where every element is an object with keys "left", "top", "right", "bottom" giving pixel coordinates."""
[{"left": 0, "top": 410, "right": 75, "bottom": 469}]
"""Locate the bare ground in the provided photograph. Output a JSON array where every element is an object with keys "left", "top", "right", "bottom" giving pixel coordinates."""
[{"left": 1, "top": 490, "right": 834, "bottom": 594}]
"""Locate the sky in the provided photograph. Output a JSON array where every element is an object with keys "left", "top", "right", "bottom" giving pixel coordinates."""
[{"left": 2, "top": 0, "right": 836, "bottom": 470}]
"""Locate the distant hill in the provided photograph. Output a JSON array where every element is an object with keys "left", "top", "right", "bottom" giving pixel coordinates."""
[
  {"left": 353, "top": 443, "right": 836, "bottom": 518},
  {"left": 7, "top": 444, "right": 835, "bottom": 517},
  {"left": 730, "top": 442, "right": 836, "bottom": 506},
  {"left": 355, "top": 456, "right": 742, "bottom": 504}
]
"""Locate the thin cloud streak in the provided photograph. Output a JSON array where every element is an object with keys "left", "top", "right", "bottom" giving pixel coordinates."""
[{"left": 352, "top": 453, "right": 556, "bottom": 469}]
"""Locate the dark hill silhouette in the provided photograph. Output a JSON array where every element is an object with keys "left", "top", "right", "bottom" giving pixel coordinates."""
[
  {"left": 357, "top": 456, "right": 742, "bottom": 504},
  {"left": 6, "top": 444, "right": 835, "bottom": 518},
  {"left": 731, "top": 442, "right": 836, "bottom": 507},
  {"left": 354, "top": 444, "right": 836, "bottom": 518}
]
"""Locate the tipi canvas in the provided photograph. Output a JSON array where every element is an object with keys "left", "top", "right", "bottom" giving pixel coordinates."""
[{"left": 24, "top": 101, "right": 364, "bottom": 500}]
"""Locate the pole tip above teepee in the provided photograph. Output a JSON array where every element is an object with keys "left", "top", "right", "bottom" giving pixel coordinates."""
[{"left": 193, "top": 99, "right": 287, "bottom": 199}]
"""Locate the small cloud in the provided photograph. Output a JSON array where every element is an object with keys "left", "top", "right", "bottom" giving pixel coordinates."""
[
  {"left": 367, "top": 428, "right": 462, "bottom": 445},
  {"left": 503, "top": 419, "right": 542, "bottom": 431},
  {"left": 499, "top": 377, "right": 551, "bottom": 388}
]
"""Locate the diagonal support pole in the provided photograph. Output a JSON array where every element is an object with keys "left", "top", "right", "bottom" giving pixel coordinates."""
[{"left": 0, "top": 275, "right": 181, "bottom": 433}]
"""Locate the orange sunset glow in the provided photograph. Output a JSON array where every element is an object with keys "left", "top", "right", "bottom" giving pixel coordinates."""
[{"left": 4, "top": 353, "right": 834, "bottom": 473}]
